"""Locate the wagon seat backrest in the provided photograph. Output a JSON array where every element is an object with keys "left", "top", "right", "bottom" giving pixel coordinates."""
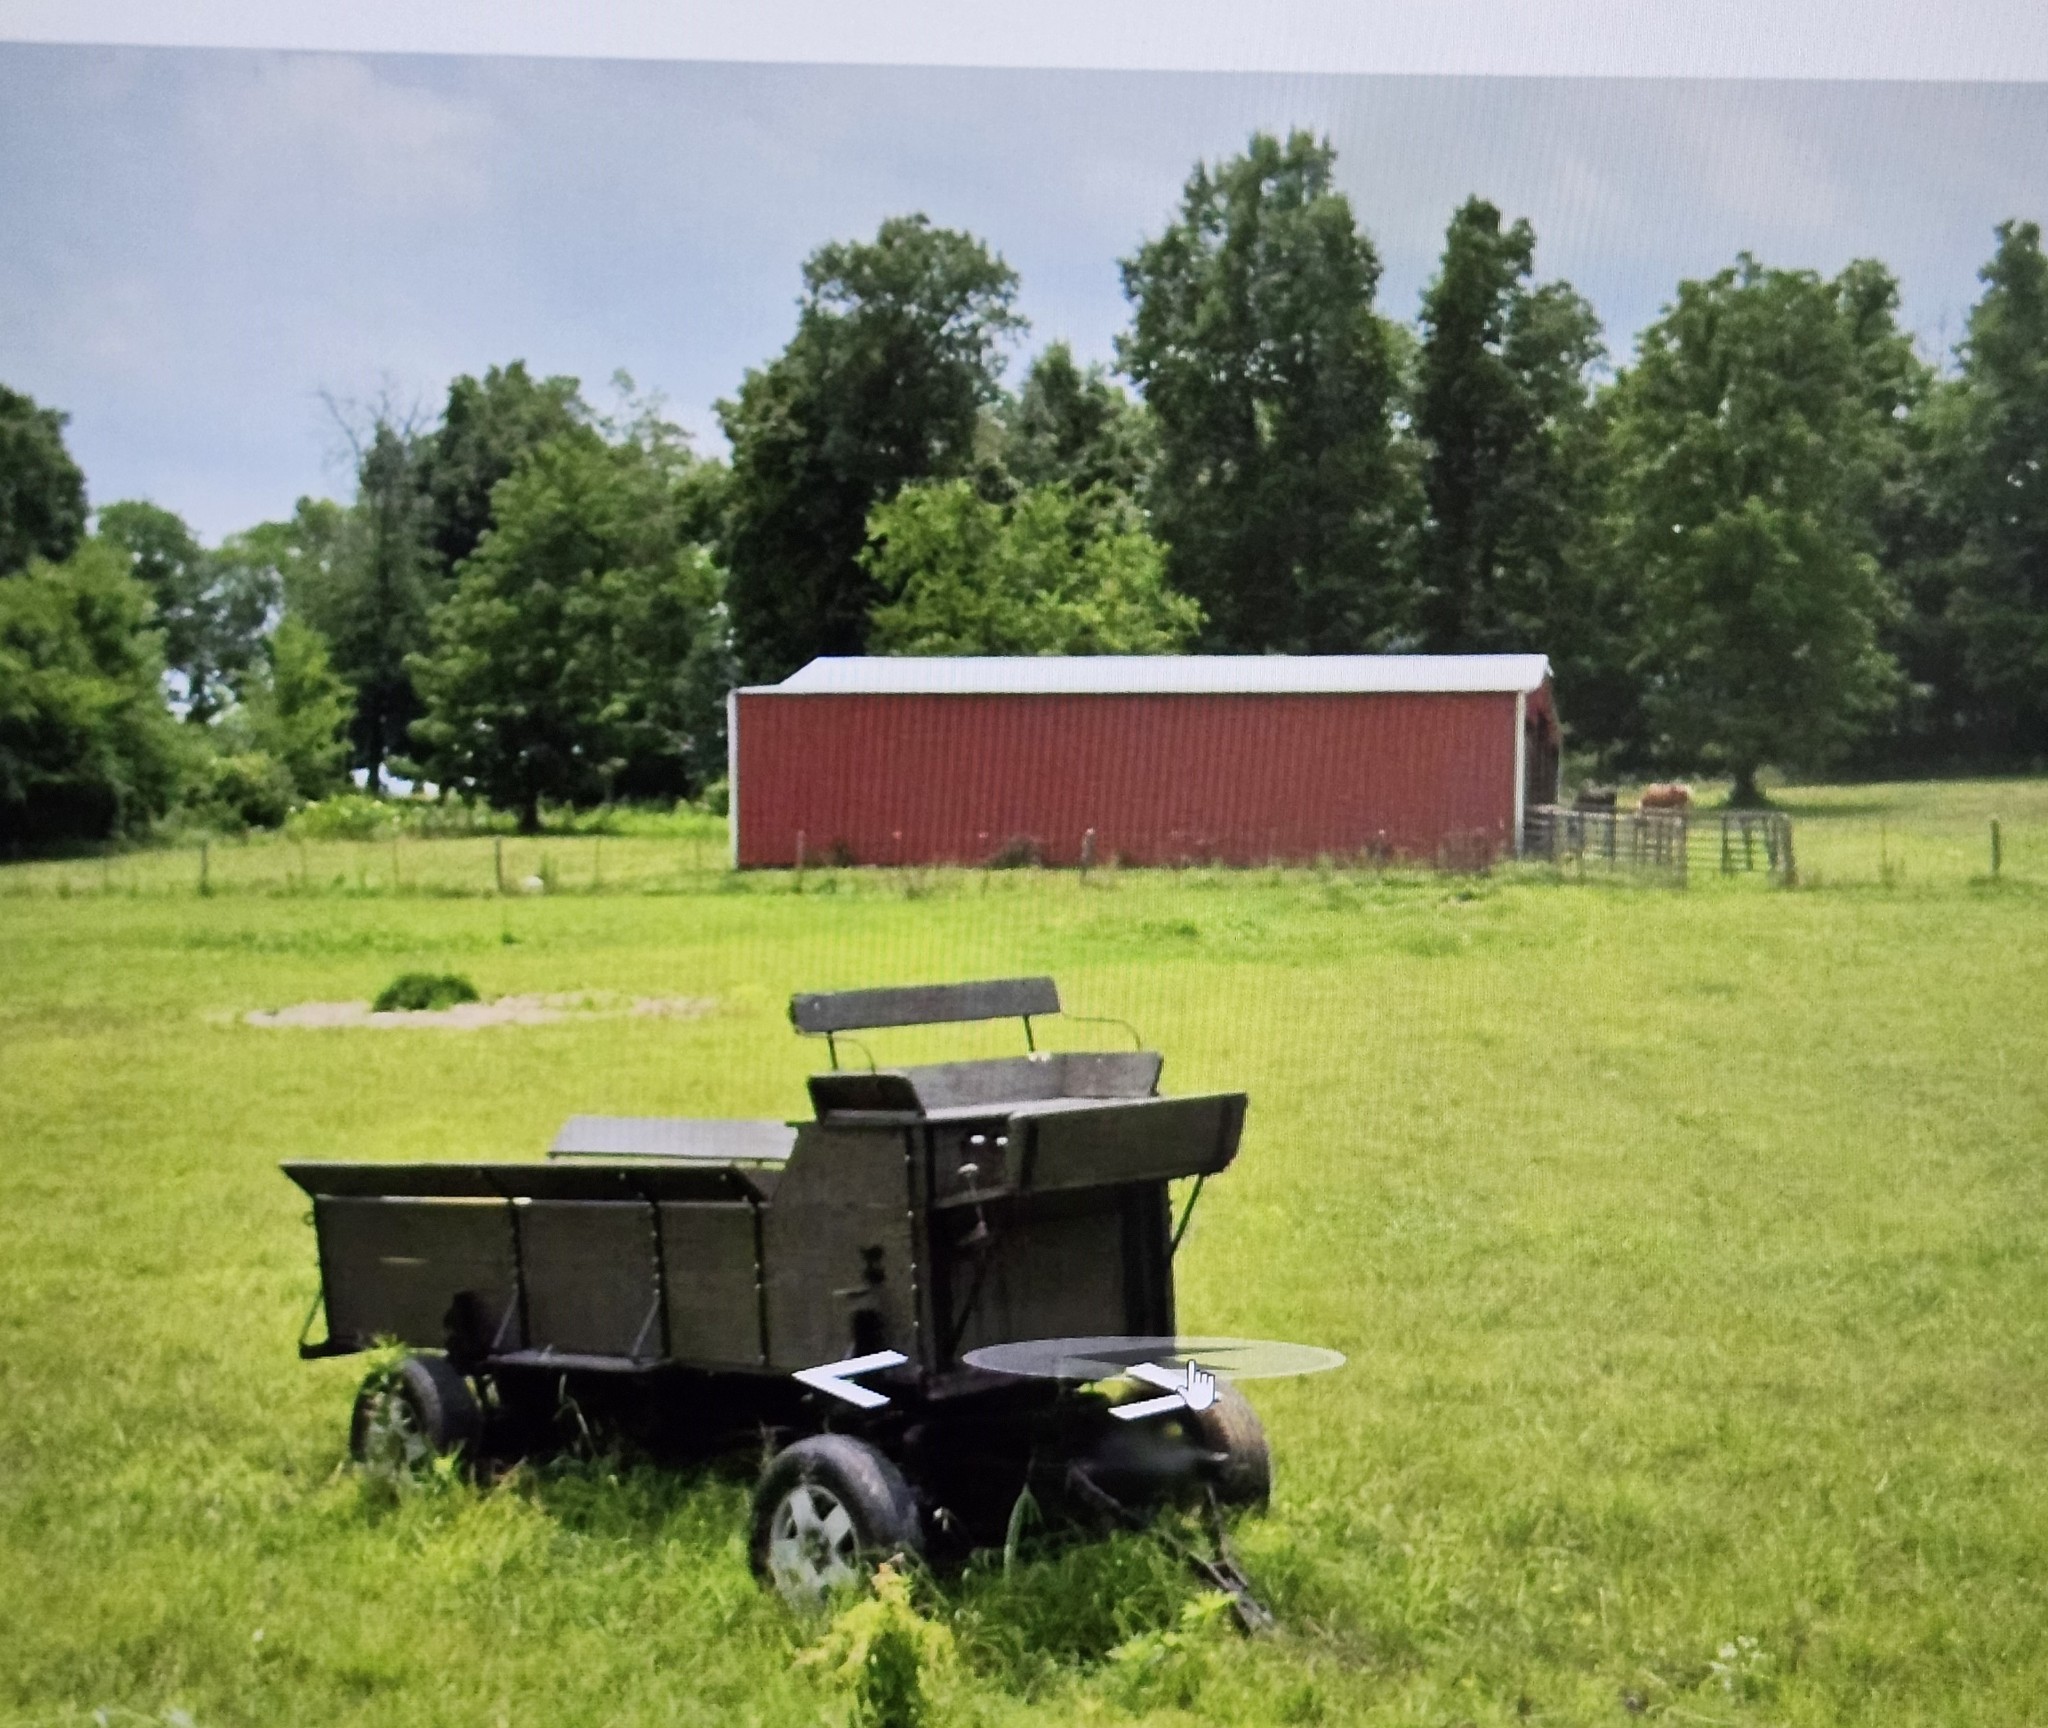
[
  {"left": 789, "top": 977, "right": 1161, "bottom": 1109},
  {"left": 790, "top": 975, "right": 1061, "bottom": 1069}
]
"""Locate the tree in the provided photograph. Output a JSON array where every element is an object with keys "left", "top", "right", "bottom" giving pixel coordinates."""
[
  {"left": 0, "top": 539, "right": 183, "bottom": 843},
  {"left": 718, "top": 216, "right": 1024, "bottom": 681},
  {"left": 1603, "top": 256, "right": 1907, "bottom": 802},
  {"left": 98, "top": 500, "right": 275, "bottom": 724},
  {"left": 291, "top": 417, "right": 437, "bottom": 788},
  {"left": 418, "top": 362, "right": 589, "bottom": 574},
  {"left": 1118, "top": 131, "right": 1411, "bottom": 653},
  {"left": 239, "top": 617, "right": 353, "bottom": 800},
  {"left": 409, "top": 418, "right": 730, "bottom": 831},
  {"left": 864, "top": 480, "right": 1200, "bottom": 655},
  {"left": 0, "top": 384, "right": 88, "bottom": 577},
  {"left": 231, "top": 498, "right": 351, "bottom": 624},
  {"left": 998, "top": 343, "right": 1155, "bottom": 504},
  {"left": 1929, "top": 221, "right": 2048, "bottom": 759},
  {"left": 1412, "top": 198, "right": 1604, "bottom": 654}
]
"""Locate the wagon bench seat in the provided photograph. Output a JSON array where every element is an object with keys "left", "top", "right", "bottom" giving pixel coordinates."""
[{"left": 548, "top": 1115, "right": 799, "bottom": 1163}]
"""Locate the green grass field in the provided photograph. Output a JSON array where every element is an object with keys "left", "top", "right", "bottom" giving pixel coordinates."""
[{"left": 4, "top": 780, "right": 2047, "bottom": 1726}]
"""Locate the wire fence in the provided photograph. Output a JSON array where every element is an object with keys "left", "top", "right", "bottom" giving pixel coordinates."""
[{"left": 1522, "top": 806, "right": 1796, "bottom": 886}]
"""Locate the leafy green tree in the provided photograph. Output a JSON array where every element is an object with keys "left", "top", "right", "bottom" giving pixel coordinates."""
[
  {"left": 289, "top": 419, "right": 437, "bottom": 788},
  {"left": 0, "top": 384, "right": 88, "bottom": 577},
  {"left": 1927, "top": 221, "right": 2048, "bottom": 759},
  {"left": 98, "top": 500, "right": 275, "bottom": 724},
  {"left": 231, "top": 498, "right": 351, "bottom": 623},
  {"left": 418, "top": 362, "right": 590, "bottom": 574},
  {"left": 410, "top": 419, "right": 729, "bottom": 831},
  {"left": 240, "top": 617, "right": 353, "bottom": 800},
  {"left": 864, "top": 480, "right": 1199, "bottom": 655},
  {"left": 1413, "top": 198, "right": 1604, "bottom": 654},
  {"left": 1117, "top": 131, "right": 1410, "bottom": 653},
  {"left": 1824, "top": 258, "right": 1947, "bottom": 768},
  {"left": 997, "top": 343, "right": 1155, "bottom": 504},
  {"left": 1603, "top": 256, "right": 1907, "bottom": 802},
  {"left": 0, "top": 539, "right": 183, "bottom": 843},
  {"left": 718, "top": 216, "right": 1024, "bottom": 680}
]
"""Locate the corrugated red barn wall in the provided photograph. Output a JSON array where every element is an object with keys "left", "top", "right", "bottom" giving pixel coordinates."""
[{"left": 734, "top": 691, "right": 1521, "bottom": 868}]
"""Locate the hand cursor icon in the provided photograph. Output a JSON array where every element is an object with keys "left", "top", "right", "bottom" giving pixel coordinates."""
[{"left": 1181, "top": 1360, "right": 1217, "bottom": 1412}]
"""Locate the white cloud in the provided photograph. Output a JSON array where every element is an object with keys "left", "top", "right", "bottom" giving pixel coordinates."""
[{"left": 194, "top": 52, "right": 494, "bottom": 216}]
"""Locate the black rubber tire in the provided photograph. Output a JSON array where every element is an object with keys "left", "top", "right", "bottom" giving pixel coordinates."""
[
  {"left": 1184, "top": 1382, "right": 1271, "bottom": 1509},
  {"left": 749, "top": 1434, "right": 923, "bottom": 1605},
  {"left": 349, "top": 1353, "right": 483, "bottom": 1467}
]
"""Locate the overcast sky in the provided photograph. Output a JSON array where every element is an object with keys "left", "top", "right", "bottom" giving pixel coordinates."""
[{"left": 3, "top": 44, "right": 2046, "bottom": 540}]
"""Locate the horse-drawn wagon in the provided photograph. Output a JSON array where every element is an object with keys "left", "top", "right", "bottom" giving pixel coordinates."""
[{"left": 285, "top": 977, "right": 1283, "bottom": 1605}]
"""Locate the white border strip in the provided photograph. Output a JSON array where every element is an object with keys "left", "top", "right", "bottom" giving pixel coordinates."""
[{"left": 3, "top": 1, "right": 2047, "bottom": 82}]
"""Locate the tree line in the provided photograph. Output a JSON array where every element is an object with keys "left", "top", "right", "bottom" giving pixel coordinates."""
[{"left": 5, "top": 130, "right": 2047, "bottom": 842}]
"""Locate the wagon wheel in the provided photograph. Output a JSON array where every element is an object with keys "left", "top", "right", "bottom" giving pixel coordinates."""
[
  {"left": 1183, "top": 1382, "right": 1271, "bottom": 1509},
  {"left": 350, "top": 1353, "right": 481, "bottom": 1471},
  {"left": 749, "top": 1434, "right": 922, "bottom": 1606}
]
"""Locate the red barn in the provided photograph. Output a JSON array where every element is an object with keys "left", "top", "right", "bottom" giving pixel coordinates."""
[{"left": 728, "top": 655, "right": 1559, "bottom": 869}]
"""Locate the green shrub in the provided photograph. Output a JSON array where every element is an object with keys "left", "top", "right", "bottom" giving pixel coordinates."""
[
  {"left": 371, "top": 972, "right": 480, "bottom": 1013},
  {"left": 198, "top": 749, "right": 296, "bottom": 830},
  {"left": 287, "top": 792, "right": 393, "bottom": 841}
]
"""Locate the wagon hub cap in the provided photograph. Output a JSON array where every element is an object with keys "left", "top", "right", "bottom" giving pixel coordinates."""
[
  {"left": 767, "top": 1483, "right": 858, "bottom": 1601},
  {"left": 362, "top": 1387, "right": 433, "bottom": 1473}
]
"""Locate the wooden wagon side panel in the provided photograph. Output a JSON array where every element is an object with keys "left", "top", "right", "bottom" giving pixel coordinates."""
[
  {"left": 517, "top": 1201, "right": 661, "bottom": 1360},
  {"left": 762, "top": 1127, "right": 919, "bottom": 1372},
  {"left": 659, "top": 1201, "right": 765, "bottom": 1368},
  {"left": 936, "top": 1188, "right": 1151, "bottom": 1365},
  {"left": 316, "top": 1196, "right": 520, "bottom": 1354}
]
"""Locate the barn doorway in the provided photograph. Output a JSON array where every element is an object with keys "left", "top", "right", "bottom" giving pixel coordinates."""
[{"left": 1524, "top": 704, "right": 1560, "bottom": 810}]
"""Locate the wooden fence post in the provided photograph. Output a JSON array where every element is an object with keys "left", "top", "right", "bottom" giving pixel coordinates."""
[
  {"left": 494, "top": 836, "right": 505, "bottom": 894},
  {"left": 1991, "top": 817, "right": 2002, "bottom": 879},
  {"left": 198, "top": 840, "right": 210, "bottom": 897}
]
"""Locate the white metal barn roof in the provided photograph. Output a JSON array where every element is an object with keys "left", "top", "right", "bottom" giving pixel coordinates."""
[{"left": 754, "top": 654, "right": 1552, "bottom": 697}]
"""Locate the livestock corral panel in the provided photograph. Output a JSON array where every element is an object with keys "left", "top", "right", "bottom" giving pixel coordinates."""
[{"left": 733, "top": 691, "right": 1524, "bottom": 868}]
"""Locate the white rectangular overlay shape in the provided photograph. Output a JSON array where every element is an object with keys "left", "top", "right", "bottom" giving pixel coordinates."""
[{"left": 2, "top": 1, "right": 2045, "bottom": 83}]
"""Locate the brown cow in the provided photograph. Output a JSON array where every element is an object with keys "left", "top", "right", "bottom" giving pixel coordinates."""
[{"left": 1639, "top": 782, "right": 1693, "bottom": 811}]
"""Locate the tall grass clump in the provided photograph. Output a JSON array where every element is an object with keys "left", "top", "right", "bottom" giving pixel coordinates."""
[
  {"left": 800, "top": 1562, "right": 956, "bottom": 1728},
  {"left": 371, "top": 971, "right": 479, "bottom": 1012}
]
